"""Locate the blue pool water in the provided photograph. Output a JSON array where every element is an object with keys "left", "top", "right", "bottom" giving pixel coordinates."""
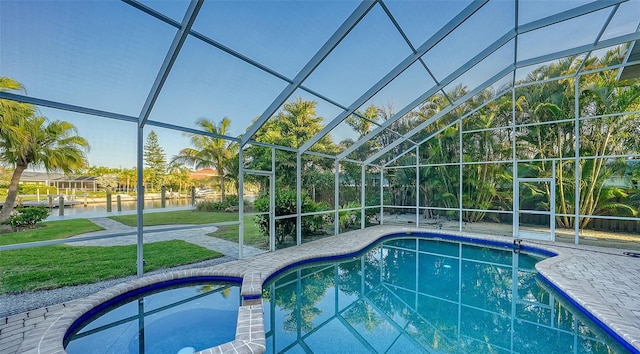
[
  {"left": 262, "top": 236, "right": 630, "bottom": 353},
  {"left": 64, "top": 281, "right": 241, "bottom": 354}
]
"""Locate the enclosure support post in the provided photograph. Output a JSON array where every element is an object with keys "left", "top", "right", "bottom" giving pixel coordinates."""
[
  {"left": 380, "top": 168, "right": 384, "bottom": 225},
  {"left": 415, "top": 145, "right": 420, "bottom": 227},
  {"left": 270, "top": 148, "right": 276, "bottom": 251},
  {"left": 458, "top": 120, "right": 463, "bottom": 232},
  {"left": 512, "top": 86, "right": 518, "bottom": 238},
  {"left": 296, "top": 152, "right": 302, "bottom": 245},
  {"left": 136, "top": 126, "right": 144, "bottom": 277},
  {"left": 335, "top": 159, "right": 340, "bottom": 235},
  {"left": 361, "top": 164, "right": 365, "bottom": 230},
  {"left": 551, "top": 161, "right": 556, "bottom": 241},
  {"left": 574, "top": 74, "right": 581, "bottom": 244},
  {"left": 239, "top": 149, "right": 244, "bottom": 258}
]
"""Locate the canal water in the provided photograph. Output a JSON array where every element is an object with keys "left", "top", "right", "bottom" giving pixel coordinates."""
[{"left": 44, "top": 198, "right": 194, "bottom": 220}]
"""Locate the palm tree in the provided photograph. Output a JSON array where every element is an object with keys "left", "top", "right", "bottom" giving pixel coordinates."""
[
  {"left": 165, "top": 162, "right": 192, "bottom": 196},
  {"left": 249, "top": 98, "right": 337, "bottom": 191},
  {"left": 0, "top": 78, "right": 33, "bottom": 150},
  {"left": 513, "top": 49, "right": 640, "bottom": 229},
  {"left": 223, "top": 153, "right": 240, "bottom": 197},
  {"left": 573, "top": 69, "right": 640, "bottom": 228},
  {"left": 0, "top": 78, "right": 89, "bottom": 222},
  {"left": 116, "top": 167, "right": 137, "bottom": 194},
  {"left": 172, "top": 117, "right": 237, "bottom": 201}
]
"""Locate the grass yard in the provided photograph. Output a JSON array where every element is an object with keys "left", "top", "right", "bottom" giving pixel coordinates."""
[
  {"left": 110, "top": 210, "right": 238, "bottom": 226},
  {"left": 0, "top": 219, "right": 104, "bottom": 246},
  {"left": 210, "top": 217, "right": 266, "bottom": 249},
  {"left": 0, "top": 240, "right": 223, "bottom": 293},
  {"left": 0, "top": 217, "right": 225, "bottom": 293},
  {"left": 0, "top": 210, "right": 269, "bottom": 293}
]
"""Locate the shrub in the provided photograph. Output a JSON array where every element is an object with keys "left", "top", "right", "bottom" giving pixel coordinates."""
[
  {"left": 196, "top": 200, "right": 226, "bottom": 212},
  {"left": 195, "top": 195, "right": 241, "bottom": 212},
  {"left": 339, "top": 201, "right": 361, "bottom": 231},
  {"left": 0, "top": 183, "right": 51, "bottom": 197},
  {"left": 254, "top": 190, "right": 330, "bottom": 245},
  {"left": 4, "top": 206, "right": 50, "bottom": 229},
  {"left": 224, "top": 195, "right": 239, "bottom": 206}
]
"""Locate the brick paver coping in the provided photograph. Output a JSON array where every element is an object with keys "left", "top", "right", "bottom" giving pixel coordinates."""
[{"left": 3, "top": 225, "right": 640, "bottom": 353}]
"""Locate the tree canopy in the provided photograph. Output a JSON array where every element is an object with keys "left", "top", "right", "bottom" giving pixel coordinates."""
[
  {"left": 173, "top": 117, "right": 238, "bottom": 200},
  {"left": 144, "top": 130, "right": 168, "bottom": 190},
  {"left": 0, "top": 77, "right": 89, "bottom": 221}
]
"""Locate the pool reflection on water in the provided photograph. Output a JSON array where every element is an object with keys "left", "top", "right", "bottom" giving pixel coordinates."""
[
  {"left": 64, "top": 282, "right": 240, "bottom": 354},
  {"left": 263, "top": 237, "right": 627, "bottom": 354}
]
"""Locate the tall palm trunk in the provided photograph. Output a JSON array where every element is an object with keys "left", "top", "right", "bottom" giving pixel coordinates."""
[
  {"left": 220, "top": 173, "right": 226, "bottom": 201},
  {"left": 557, "top": 160, "right": 571, "bottom": 227},
  {"left": 580, "top": 129, "right": 611, "bottom": 228},
  {"left": 0, "top": 163, "right": 27, "bottom": 221},
  {"left": 556, "top": 132, "right": 571, "bottom": 228}
]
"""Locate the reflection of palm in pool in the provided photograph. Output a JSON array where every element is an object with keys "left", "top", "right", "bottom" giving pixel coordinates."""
[
  {"left": 129, "top": 308, "right": 237, "bottom": 354},
  {"left": 65, "top": 282, "right": 242, "bottom": 354}
]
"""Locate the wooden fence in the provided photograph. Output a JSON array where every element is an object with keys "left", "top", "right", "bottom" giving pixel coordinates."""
[{"left": 518, "top": 213, "right": 640, "bottom": 233}]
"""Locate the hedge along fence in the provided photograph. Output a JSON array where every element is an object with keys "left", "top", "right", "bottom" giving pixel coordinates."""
[
  {"left": 0, "top": 184, "right": 85, "bottom": 200},
  {"left": 0, "top": 183, "right": 55, "bottom": 196},
  {"left": 517, "top": 213, "right": 640, "bottom": 233}
]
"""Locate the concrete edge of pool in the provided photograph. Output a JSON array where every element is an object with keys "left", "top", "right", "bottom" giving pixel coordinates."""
[
  {"left": 16, "top": 269, "right": 267, "bottom": 354},
  {"left": 12, "top": 225, "right": 640, "bottom": 353}
]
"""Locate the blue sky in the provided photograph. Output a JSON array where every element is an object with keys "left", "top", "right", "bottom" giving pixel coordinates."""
[{"left": 1, "top": 0, "right": 637, "bottom": 169}]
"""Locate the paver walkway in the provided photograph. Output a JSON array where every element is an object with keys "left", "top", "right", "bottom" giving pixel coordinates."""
[
  {"left": 66, "top": 217, "right": 266, "bottom": 259},
  {"left": 2, "top": 225, "right": 639, "bottom": 353},
  {"left": 87, "top": 217, "right": 135, "bottom": 232}
]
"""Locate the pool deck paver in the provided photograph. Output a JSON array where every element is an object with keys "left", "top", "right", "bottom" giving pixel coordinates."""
[
  {"left": 1, "top": 225, "right": 639, "bottom": 353},
  {"left": 534, "top": 243, "right": 640, "bottom": 350}
]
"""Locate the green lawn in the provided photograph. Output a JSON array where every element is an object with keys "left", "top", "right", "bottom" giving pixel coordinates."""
[
  {"left": 210, "top": 217, "right": 266, "bottom": 249},
  {"left": 0, "top": 240, "right": 222, "bottom": 293},
  {"left": 110, "top": 210, "right": 238, "bottom": 226},
  {"left": 0, "top": 210, "right": 249, "bottom": 293},
  {"left": 0, "top": 219, "right": 104, "bottom": 246}
]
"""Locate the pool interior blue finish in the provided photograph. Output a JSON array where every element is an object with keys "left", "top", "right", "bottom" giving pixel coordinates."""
[
  {"left": 262, "top": 236, "right": 630, "bottom": 354},
  {"left": 64, "top": 280, "right": 241, "bottom": 354}
]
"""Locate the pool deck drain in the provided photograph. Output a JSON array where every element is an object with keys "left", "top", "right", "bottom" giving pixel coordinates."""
[{"left": 1, "top": 225, "right": 639, "bottom": 353}]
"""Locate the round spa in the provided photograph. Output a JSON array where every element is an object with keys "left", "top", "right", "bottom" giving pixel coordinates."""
[{"left": 64, "top": 278, "right": 241, "bottom": 354}]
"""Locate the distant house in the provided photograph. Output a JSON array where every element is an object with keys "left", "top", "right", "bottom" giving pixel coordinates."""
[
  {"left": 18, "top": 171, "right": 98, "bottom": 191},
  {"left": 189, "top": 168, "right": 218, "bottom": 181}
]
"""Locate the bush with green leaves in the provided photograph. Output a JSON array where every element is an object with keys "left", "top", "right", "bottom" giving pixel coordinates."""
[
  {"left": 254, "top": 190, "right": 330, "bottom": 245},
  {"left": 223, "top": 195, "right": 239, "bottom": 206},
  {"left": 1, "top": 183, "right": 51, "bottom": 197},
  {"left": 195, "top": 195, "right": 240, "bottom": 212},
  {"left": 339, "top": 201, "right": 361, "bottom": 231},
  {"left": 3, "top": 205, "right": 50, "bottom": 228},
  {"left": 196, "top": 200, "right": 226, "bottom": 212}
]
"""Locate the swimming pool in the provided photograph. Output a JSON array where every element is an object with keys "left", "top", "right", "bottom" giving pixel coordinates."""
[
  {"left": 17, "top": 228, "right": 636, "bottom": 354},
  {"left": 64, "top": 281, "right": 241, "bottom": 354},
  {"left": 262, "top": 236, "right": 629, "bottom": 353}
]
